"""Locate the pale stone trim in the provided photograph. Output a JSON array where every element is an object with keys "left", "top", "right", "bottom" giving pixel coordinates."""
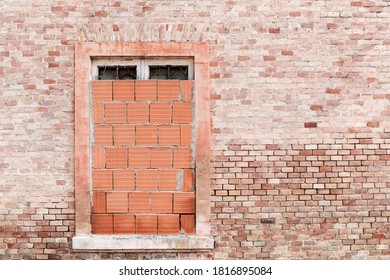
[{"left": 73, "top": 235, "right": 214, "bottom": 251}]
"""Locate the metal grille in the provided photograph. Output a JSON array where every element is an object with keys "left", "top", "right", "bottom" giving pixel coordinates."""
[
  {"left": 98, "top": 66, "right": 137, "bottom": 80},
  {"left": 149, "top": 66, "right": 188, "bottom": 80}
]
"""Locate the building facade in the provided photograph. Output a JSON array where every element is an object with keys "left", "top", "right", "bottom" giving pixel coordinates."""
[{"left": 1, "top": 0, "right": 390, "bottom": 259}]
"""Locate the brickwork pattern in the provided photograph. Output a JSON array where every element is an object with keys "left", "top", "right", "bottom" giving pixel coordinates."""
[
  {"left": 1, "top": 0, "right": 390, "bottom": 259},
  {"left": 212, "top": 138, "right": 390, "bottom": 259},
  {"left": 91, "top": 80, "right": 195, "bottom": 235}
]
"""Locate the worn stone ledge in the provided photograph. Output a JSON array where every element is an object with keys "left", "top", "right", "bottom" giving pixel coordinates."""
[{"left": 72, "top": 235, "right": 214, "bottom": 252}]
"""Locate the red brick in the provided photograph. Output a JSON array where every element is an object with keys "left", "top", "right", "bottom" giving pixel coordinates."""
[
  {"left": 180, "top": 80, "right": 193, "bottom": 102},
  {"left": 264, "top": 56, "right": 275, "bottom": 61},
  {"left": 158, "top": 214, "right": 179, "bottom": 234},
  {"left": 180, "top": 125, "right": 192, "bottom": 146},
  {"left": 113, "top": 214, "right": 135, "bottom": 234},
  {"left": 326, "top": 88, "right": 342, "bottom": 94},
  {"left": 159, "top": 170, "right": 179, "bottom": 191},
  {"left": 180, "top": 214, "right": 195, "bottom": 234},
  {"left": 172, "top": 103, "right": 192, "bottom": 123},
  {"left": 135, "top": 80, "right": 157, "bottom": 100},
  {"left": 106, "top": 148, "right": 127, "bottom": 168},
  {"left": 127, "top": 103, "right": 149, "bottom": 123},
  {"left": 310, "top": 105, "right": 323, "bottom": 111},
  {"left": 94, "top": 125, "right": 113, "bottom": 146},
  {"left": 93, "top": 147, "right": 105, "bottom": 168},
  {"left": 92, "top": 192, "right": 106, "bottom": 213},
  {"left": 159, "top": 126, "right": 181, "bottom": 146},
  {"left": 93, "top": 102, "right": 104, "bottom": 124},
  {"left": 129, "top": 192, "right": 150, "bottom": 213},
  {"left": 173, "top": 192, "right": 195, "bottom": 213},
  {"left": 150, "top": 103, "right": 171, "bottom": 123},
  {"left": 173, "top": 148, "right": 193, "bottom": 168},
  {"left": 128, "top": 148, "right": 150, "bottom": 168},
  {"left": 92, "top": 170, "right": 112, "bottom": 190},
  {"left": 151, "top": 192, "right": 173, "bottom": 213},
  {"left": 367, "top": 121, "right": 379, "bottom": 128},
  {"left": 351, "top": 1, "right": 362, "bottom": 6},
  {"left": 304, "top": 122, "right": 317, "bottom": 128},
  {"left": 150, "top": 148, "right": 172, "bottom": 168},
  {"left": 92, "top": 81, "right": 112, "bottom": 101},
  {"left": 136, "top": 125, "right": 158, "bottom": 145},
  {"left": 281, "top": 50, "right": 293, "bottom": 56},
  {"left": 136, "top": 169, "right": 158, "bottom": 190},
  {"left": 105, "top": 103, "right": 127, "bottom": 123},
  {"left": 136, "top": 214, "right": 157, "bottom": 234},
  {"left": 113, "top": 125, "right": 135, "bottom": 146},
  {"left": 106, "top": 192, "right": 128, "bottom": 213},
  {"left": 379, "top": 155, "right": 390, "bottom": 160},
  {"left": 113, "top": 170, "right": 135, "bottom": 190},
  {"left": 113, "top": 80, "right": 134, "bottom": 101},
  {"left": 268, "top": 28, "right": 280, "bottom": 33},
  {"left": 157, "top": 80, "right": 179, "bottom": 101},
  {"left": 92, "top": 214, "right": 113, "bottom": 234},
  {"left": 182, "top": 170, "right": 194, "bottom": 191}
]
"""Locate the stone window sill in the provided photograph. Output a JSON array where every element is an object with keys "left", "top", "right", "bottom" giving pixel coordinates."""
[{"left": 72, "top": 235, "right": 214, "bottom": 251}]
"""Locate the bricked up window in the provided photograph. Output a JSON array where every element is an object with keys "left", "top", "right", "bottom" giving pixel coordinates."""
[
  {"left": 91, "top": 58, "right": 195, "bottom": 235},
  {"left": 74, "top": 42, "right": 212, "bottom": 251}
]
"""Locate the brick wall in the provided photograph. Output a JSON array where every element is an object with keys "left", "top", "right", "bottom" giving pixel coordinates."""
[{"left": 1, "top": 0, "right": 390, "bottom": 259}]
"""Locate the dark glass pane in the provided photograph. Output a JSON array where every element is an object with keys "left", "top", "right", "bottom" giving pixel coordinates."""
[
  {"left": 149, "top": 66, "right": 188, "bottom": 80},
  {"left": 98, "top": 66, "right": 137, "bottom": 80}
]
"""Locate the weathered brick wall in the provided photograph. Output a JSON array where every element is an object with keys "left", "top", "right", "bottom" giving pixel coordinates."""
[{"left": 1, "top": 0, "right": 390, "bottom": 259}]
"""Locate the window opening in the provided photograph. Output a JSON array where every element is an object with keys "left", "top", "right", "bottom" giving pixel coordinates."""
[
  {"left": 98, "top": 66, "right": 137, "bottom": 80},
  {"left": 92, "top": 58, "right": 193, "bottom": 80},
  {"left": 149, "top": 65, "right": 188, "bottom": 80}
]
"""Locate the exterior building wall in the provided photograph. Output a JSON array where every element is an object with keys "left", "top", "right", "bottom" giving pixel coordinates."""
[{"left": 1, "top": 0, "right": 390, "bottom": 259}]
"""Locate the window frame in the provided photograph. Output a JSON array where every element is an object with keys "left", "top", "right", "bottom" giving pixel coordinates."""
[
  {"left": 91, "top": 57, "right": 194, "bottom": 80},
  {"left": 73, "top": 42, "right": 212, "bottom": 251}
]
